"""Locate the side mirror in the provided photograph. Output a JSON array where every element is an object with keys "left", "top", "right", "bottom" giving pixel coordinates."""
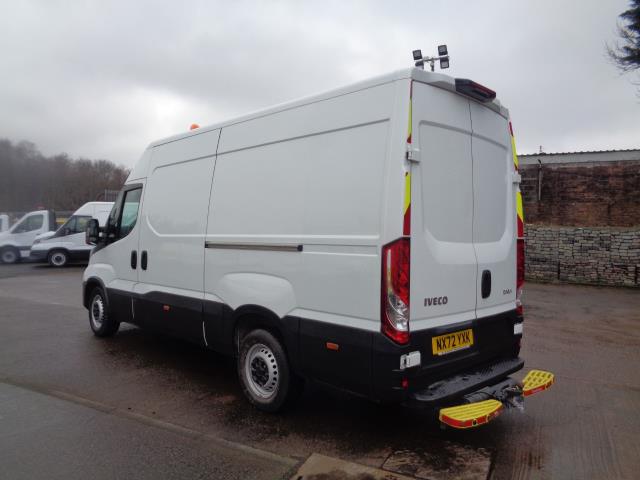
[
  {"left": 86, "top": 219, "right": 100, "bottom": 245},
  {"left": 63, "top": 227, "right": 71, "bottom": 236}
]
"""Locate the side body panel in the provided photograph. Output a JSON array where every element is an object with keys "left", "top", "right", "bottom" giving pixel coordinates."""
[
  {"left": 203, "top": 81, "right": 408, "bottom": 394},
  {"left": 133, "top": 129, "right": 220, "bottom": 343}
]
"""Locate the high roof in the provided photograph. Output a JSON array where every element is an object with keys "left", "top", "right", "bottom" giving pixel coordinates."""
[{"left": 148, "top": 68, "right": 506, "bottom": 149}]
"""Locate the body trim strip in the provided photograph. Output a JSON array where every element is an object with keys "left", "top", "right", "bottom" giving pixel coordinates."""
[{"left": 204, "top": 242, "right": 303, "bottom": 252}]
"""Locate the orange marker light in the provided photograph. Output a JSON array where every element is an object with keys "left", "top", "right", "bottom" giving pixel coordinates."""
[
  {"left": 326, "top": 342, "right": 339, "bottom": 351},
  {"left": 190, "top": 123, "right": 200, "bottom": 130}
]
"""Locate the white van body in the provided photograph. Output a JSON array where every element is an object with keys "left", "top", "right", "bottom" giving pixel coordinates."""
[
  {"left": 31, "top": 202, "right": 113, "bottom": 267},
  {"left": 83, "top": 68, "right": 525, "bottom": 411},
  {"left": 0, "top": 210, "right": 56, "bottom": 264}
]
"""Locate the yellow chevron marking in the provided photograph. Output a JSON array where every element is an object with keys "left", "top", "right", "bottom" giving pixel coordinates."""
[{"left": 403, "top": 172, "right": 411, "bottom": 214}]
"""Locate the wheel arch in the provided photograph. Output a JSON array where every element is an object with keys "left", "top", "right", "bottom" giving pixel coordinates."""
[
  {"left": 232, "top": 304, "right": 300, "bottom": 373},
  {"left": 83, "top": 276, "right": 108, "bottom": 309},
  {"left": 47, "top": 247, "right": 70, "bottom": 262}
]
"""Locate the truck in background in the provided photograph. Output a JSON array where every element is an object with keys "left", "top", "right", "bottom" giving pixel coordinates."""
[
  {"left": 0, "top": 210, "right": 57, "bottom": 264},
  {"left": 30, "top": 202, "right": 113, "bottom": 267}
]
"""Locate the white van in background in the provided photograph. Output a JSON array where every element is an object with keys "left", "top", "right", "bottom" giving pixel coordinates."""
[
  {"left": 82, "top": 67, "right": 552, "bottom": 425},
  {"left": 30, "top": 202, "right": 113, "bottom": 267},
  {"left": 0, "top": 214, "right": 10, "bottom": 232},
  {"left": 0, "top": 210, "right": 57, "bottom": 264}
]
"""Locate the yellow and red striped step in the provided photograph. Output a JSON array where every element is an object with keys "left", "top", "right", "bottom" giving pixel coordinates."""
[
  {"left": 523, "top": 369, "right": 555, "bottom": 397},
  {"left": 438, "top": 370, "right": 555, "bottom": 429},
  {"left": 439, "top": 399, "right": 503, "bottom": 429}
]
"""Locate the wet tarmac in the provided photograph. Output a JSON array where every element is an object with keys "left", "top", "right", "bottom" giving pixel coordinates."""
[{"left": 0, "top": 263, "right": 639, "bottom": 479}]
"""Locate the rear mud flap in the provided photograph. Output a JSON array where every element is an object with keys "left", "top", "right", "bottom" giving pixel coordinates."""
[{"left": 438, "top": 369, "right": 554, "bottom": 429}]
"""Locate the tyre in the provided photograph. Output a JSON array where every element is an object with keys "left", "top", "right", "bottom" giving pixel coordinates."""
[
  {"left": 237, "top": 328, "right": 301, "bottom": 412},
  {"left": 48, "top": 250, "right": 69, "bottom": 267},
  {"left": 88, "top": 287, "right": 120, "bottom": 337},
  {"left": 0, "top": 247, "right": 20, "bottom": 264}
]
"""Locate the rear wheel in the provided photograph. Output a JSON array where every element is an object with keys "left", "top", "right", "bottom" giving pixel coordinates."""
[
  {"left": 0, "top": 247, "right": 20, "bottom": 264},
  {"left": 48, "top": 250, "right": 68, "bottom": 267},
  {"left": 88, "top": 287, "right": 120, "bottom": 337},
  {"left": 237, "top": 329, "right": 301, "bottom": 412}
]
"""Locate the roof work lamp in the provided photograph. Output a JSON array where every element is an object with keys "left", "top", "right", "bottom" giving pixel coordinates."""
[{"left": 413, "top": 45, "right": 450, "bottom": 72}]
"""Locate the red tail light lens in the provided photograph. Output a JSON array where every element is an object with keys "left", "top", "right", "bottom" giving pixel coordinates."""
[
  {"left": 516, "top": 237, "right": 525, "bottom": 316},
  {"left": 381, "top": 238, "right": 410, "bottom": 344}
]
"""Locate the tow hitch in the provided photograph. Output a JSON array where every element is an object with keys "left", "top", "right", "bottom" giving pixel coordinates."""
[{"left": 438, "top": 369, "right": 554, "bottom": 429}]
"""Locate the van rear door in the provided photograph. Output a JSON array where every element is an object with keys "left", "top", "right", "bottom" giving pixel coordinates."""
[
  {"left": 409, "top": 82, "right": 477, "bottom": 330},
  {"left": 469, "top": 103, "right": 516, "bottom": 317}
]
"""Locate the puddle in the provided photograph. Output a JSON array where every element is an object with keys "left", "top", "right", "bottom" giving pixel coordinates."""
[{"left": 382, "top": 442, "right": 492, "bottom": 480}]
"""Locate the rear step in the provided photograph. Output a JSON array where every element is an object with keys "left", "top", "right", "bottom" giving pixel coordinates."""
[
  {"left": 439, "top": 369, "right": 555, "bottom": 429},
  {"left": 408, "top": 357, "right": 524, "bottom": 407},
  {"left": 522, "top": 369, "right": 554, "bottom": 396},
  {"left": 439, "top": 399, "right": 503, "bottom": 429}
]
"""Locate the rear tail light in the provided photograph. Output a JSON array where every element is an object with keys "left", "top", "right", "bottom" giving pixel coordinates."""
[
  {"left": 516, "top": 237, "right": 525, "bottom": 316},
  {"left": 381, "top": 238, "right": 410, "bottom": 344}
]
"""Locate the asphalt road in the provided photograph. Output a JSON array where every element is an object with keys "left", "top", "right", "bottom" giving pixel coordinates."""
[{"left": 0, "top": 263, "right": 638, "bottom": 479}]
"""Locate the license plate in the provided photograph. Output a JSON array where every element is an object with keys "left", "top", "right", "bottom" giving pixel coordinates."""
[{"left": 432, "top": 328, "right": 474, "bottom": 356}]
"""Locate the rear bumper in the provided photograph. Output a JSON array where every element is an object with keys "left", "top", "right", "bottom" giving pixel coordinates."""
[
  {"left": 371, "top": 309, "right": 523, "bottom": 404},
  {"left": 405, "top": 356, "right": 524, "bottom": 408}
]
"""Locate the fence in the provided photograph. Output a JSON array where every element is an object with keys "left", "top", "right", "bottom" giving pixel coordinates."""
[{"left": 525, "top": 225, "right": 640, "bottom": 287}]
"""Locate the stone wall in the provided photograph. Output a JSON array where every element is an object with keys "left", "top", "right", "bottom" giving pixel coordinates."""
[
  {"left": 525, "top": 225, "right": 640, "bottom": 287},
  {"left": 519, "top": 160, "right": 640, "bottom": 227}
]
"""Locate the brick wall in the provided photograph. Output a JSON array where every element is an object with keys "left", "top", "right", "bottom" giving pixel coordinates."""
[
  {"left": 525, "top": 225, "right": 640, "bottom": 287},
  {"left": 520, "top": 160, "right": 640, "bottom": 227}
]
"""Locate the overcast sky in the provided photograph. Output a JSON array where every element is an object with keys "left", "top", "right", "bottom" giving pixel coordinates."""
[{"left": 1, "top": 0, "right": 637, "bottom": 167}]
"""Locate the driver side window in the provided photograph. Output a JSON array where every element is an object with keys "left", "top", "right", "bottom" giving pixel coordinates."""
[
  {"left": 115, "top": 187, "right": 142, "bottom": 240},
  {"left": 14, "top": 214, "right": 43, "bottom": 233}
]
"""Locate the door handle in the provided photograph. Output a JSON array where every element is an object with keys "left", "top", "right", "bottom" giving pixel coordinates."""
[
  {"left": 141, "top": 250, "right": 148, "bottom": 270},
  {"left": 130, "top": 250, "right": 137, "bottom": 269},
  {"left": 481, "top": 270, "right": 491, "bottom": 299}
]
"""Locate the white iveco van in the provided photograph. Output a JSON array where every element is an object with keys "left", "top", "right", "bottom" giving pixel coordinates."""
[
  {"left": 83, "top": 68, "right": 550, "bottom": 423},
  {"left": 0, "top": 210, "right": 57, "bottom": 264},
  {"left": 30, "top": 202, "right": 113, "bottom": 267}
]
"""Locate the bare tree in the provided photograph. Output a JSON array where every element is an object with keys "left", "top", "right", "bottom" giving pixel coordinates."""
[
  {"left": 607, "top": 0, "right": 640, "bottom": 74},
  {"left": 0, "top": 138, "right": 129, "bottom": 212}
]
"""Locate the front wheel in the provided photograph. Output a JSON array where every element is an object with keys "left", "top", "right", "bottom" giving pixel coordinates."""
[
  {"left": 88, "top": 287, "right": 120, "bottom": 337},
  {"left": 48, "top": 250, "right": 68, "bottom": 267},
  {"left": 237, "top": 329, "right": 300, "bottom": 412},
  {"left": 1, "top": 247, "right": 20, "bottom": 264}
]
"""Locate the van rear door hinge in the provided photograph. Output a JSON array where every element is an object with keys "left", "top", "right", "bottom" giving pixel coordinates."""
[
  {"left": 406, "top": 145, "right": 421, "bottom": 162},
  {"left": 511, "top": 172, "right": 521, "bottom": 184}
]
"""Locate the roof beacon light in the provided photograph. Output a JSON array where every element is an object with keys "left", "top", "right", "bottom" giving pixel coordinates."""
[{"left": 412, "top": 45, "right": 450, "bottom": 72}]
